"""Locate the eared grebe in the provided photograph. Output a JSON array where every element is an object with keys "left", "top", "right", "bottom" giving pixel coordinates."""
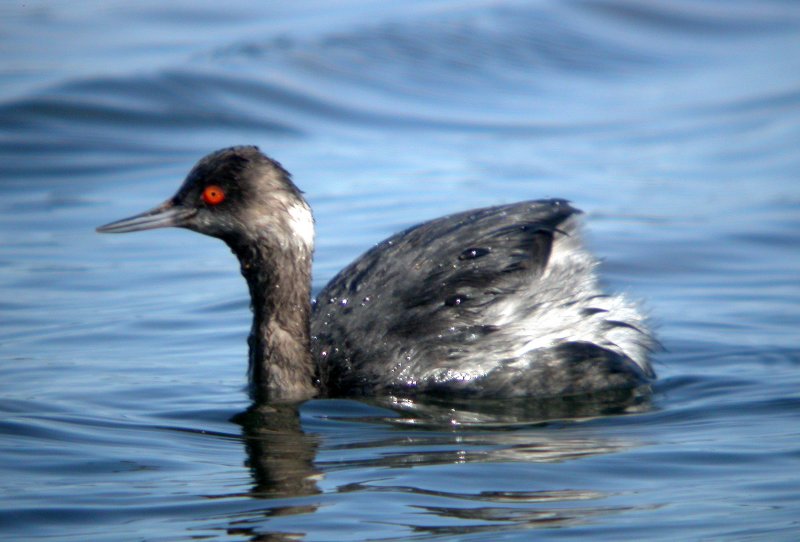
[{"left": 98, "top": 146, "right": 655, "bottom": 403}]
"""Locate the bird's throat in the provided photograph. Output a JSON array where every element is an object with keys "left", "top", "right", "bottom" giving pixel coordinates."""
[{"left": 233, "top": 238, "right": 317, "bottom": 403}]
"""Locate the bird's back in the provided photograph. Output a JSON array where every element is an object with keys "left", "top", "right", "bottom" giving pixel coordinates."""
[{"left": 311, "top": 199, "right": 654, "bottom": 398}]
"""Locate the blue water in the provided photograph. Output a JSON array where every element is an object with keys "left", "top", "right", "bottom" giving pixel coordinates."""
[{"left": 2, "top": 1, "right": 800, "bottom": 540}]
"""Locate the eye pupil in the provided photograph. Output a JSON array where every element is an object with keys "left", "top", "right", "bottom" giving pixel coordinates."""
[{"left": 202, "top": 185, "right": 226, "bottom": 205}]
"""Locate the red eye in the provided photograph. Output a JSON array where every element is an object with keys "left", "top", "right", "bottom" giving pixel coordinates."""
[{"left": 202, "top": 185, "right": 226, "bottom": 205}]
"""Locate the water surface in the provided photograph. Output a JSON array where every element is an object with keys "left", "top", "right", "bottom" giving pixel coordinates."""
[{"left": 1, "top": 1, "right": 799, "bottom": 540}]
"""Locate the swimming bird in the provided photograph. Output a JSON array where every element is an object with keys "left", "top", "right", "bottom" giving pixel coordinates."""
[{"left": 97, "top": 146, "right": 655, "bottom": 403}]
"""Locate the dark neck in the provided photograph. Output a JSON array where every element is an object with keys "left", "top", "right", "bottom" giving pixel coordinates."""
[{"left": 230, "top": 235, "right": 316, "bottom": 403}]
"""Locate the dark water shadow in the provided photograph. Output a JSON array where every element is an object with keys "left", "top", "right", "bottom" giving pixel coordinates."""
[
  {"left": 232, "top": 404, "right": 322, "bottom": 499},
  {"left": 367, "top": 386, "right": 653, "bottom": 428}
]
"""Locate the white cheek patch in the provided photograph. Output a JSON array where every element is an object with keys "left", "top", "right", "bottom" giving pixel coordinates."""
[
  {"left": 287, "top": 201, "right": 315, "bottom": 249},
  {"left": 244, "top": 196, "right": 315, "bottom": 252}
]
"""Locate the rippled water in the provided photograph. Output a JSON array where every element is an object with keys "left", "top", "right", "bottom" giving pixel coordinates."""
[{"left": 2, "top": 1, "right": 799, "bottom": 540}]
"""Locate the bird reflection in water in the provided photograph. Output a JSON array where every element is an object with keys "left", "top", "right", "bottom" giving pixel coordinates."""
[{"left": 223, "top": 388, "right": 650, "bottom": 539}]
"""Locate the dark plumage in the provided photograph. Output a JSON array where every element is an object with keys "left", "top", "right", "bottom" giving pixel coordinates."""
[{"left": 98, "top": 146, "right": 655, "bottom": 403}]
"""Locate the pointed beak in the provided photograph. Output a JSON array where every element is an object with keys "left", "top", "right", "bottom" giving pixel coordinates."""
[{"left": 96, "top": 200, "right": 196, "bottom": 234}]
